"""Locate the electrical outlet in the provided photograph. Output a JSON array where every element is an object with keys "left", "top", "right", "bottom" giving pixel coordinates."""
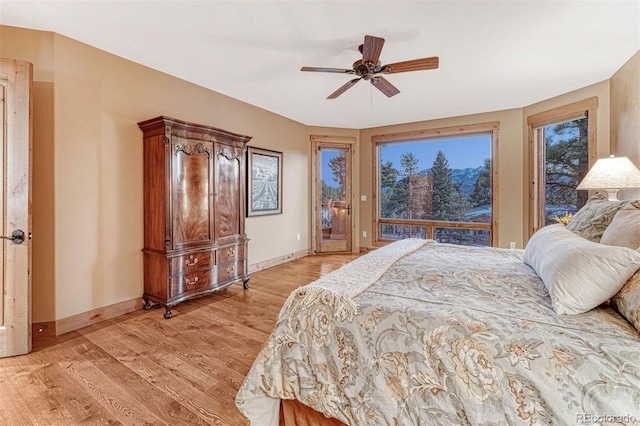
[
  {"left": 362, "top": 231, "right": 367, "bottom": 238},
  {"left": 297, "top": 233, "right": 300, "bottom": 241},
  {"left": 360, "top": 195, "right": 367, "bottom": 201},
  {"left": 510, "top": 242, "right": 516, "bottom": 249}
]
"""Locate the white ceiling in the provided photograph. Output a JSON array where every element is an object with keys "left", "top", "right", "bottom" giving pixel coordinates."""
[{"left": 1, "top": 1, "right": 639, "bottom": 129}]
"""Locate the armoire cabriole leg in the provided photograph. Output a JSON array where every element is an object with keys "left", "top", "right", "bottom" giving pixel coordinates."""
[{"left": 143, "top": 298, "right": 153, "bottom": 310}]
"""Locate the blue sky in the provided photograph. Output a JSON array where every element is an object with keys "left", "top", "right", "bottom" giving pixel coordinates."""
[
  {"left": 322, "top": 149, "right": 345, "bottom": 187},
  {"left": 380, "top": 135, "right": 492, "bottom": 171},
  {"left": 321, "top": 134, "right": 492, "bottom": 188}
]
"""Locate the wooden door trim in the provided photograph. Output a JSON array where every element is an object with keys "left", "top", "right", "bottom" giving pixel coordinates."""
[{"left": 310, "top": 135, "right": 357, "bottom": 254}]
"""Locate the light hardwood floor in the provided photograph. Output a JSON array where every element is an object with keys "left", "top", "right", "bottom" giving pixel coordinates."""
[{"left": 0, "top": 253, "right": 360, "bottom": 425}]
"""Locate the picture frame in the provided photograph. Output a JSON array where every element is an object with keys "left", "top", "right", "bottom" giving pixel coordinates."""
[{"left": 247, "top": 146, "right": 283, "bottom": 216}]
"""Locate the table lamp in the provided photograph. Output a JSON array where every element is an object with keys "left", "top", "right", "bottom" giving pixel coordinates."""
[{"left": 576, "top": 155, "right": 640, "bottom": 201}]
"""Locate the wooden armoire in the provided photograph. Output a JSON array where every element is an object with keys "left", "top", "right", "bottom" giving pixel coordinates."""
[{"left": 139, "top": 116, "right": 251, "bottom": 319}]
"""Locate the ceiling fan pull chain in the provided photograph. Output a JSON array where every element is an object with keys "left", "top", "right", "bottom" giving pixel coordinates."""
[{"left": 370, "top": 83, "right": 373, "bottom": 111}]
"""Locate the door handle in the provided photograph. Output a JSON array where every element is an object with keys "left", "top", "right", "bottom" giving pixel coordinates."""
[
  {"left": 1, "top": 229, "right": 25, "bottom": 244},
  {"left": 345, "top": 205, "right": 351, "bottom": 215}
]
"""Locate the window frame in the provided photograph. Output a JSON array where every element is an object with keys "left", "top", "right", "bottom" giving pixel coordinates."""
[
  {"left": 372, "top": 122, "right": 499, "bottom": 247},
  {"left": 527, "top": 97, "right": 598, "bottom": 237}
]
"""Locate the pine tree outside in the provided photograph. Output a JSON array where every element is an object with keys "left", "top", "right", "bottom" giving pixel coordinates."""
[
  {"left": 378, "top": 134, "right": 492, "bottom": 246},
  {"left": 543, "top": 118, "right": 589, "bottom": 225}
]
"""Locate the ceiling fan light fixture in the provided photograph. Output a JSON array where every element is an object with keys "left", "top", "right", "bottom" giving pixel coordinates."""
[{"left": 301, "top": 34, "right": 439, "bottom": 99}]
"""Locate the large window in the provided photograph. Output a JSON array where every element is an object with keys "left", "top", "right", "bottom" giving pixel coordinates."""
[
  {"left": 528, "top": 98, "right": 597, "bottom": 235},
  {"left": 373, "top": 123, "right": 498, "bottom": 246}
]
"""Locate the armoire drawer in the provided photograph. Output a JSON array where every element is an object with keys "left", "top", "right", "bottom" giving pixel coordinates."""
[
  {"left": 216, "top": 244, "right": 245, "bottom": 263},
  {"left": 170, "top": 270, "right": 214, "bottom": 296},
  {"left": 216, "top": 260, "right": 244, "bottom": 283},
  {"left": 170, "top": 251, "right": 214, "bottom": 275}
]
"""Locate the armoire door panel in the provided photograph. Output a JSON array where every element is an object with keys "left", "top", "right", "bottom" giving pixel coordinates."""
[
  {"left": 216, "top": 146, "right": 242, "bottom": 240},
  {"left": 172, "top": 138, "right": 213, "bottom": 248}
]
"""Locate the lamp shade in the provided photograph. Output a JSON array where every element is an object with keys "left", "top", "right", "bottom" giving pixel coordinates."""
[{"left": 577, "top": 156, "right": 640, "bottom": 201}]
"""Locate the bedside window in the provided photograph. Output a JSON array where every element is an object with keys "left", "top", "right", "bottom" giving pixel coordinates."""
[{"left": 528, "top": 98, "right": 597, "bottom": 235}]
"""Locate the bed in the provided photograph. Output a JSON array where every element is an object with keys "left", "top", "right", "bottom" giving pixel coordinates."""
[{"left": 236, "top": 195, "right": 640, "bottom": 425}]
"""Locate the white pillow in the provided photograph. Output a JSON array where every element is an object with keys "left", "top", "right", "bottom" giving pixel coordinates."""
[
  {"left": 600, "top": 205, "right": 640, "bottom": 249},
  {"left": 523, "top": 224, "right": 640, "bottom": 315}
]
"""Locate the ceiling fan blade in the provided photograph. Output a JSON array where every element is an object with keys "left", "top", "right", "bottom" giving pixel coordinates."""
[
  {"left": 383, "top": 56, "right": 439, "bottom": 73},
  {"left": 301, "top": 66, "right": 354, "bottom": 74},
  {"left": 362, "top": 35, "right": 385, "bottom": 64},
  {"left": 327, "top": 78, "right": 361, "bottom": 99},
  {"left": 371, "top": 76, "right": 400, "bottom": 98}
]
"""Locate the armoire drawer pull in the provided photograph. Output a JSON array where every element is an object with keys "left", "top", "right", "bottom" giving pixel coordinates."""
[
  {"left": 185, "top": 255, "right": 198, "bottom": 266},
  {"left": 227, "top": 248, "right": 236, "bottom": 256},
  {"left": 226, "top": 266, "right": 234, "bottom": 274},
  {"left": 185, "top": 276, "right": 199, "bottom": 286}
]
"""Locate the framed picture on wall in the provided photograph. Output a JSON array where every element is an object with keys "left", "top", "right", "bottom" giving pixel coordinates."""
[{"left": 247, "top": 146, "right": 283, "bottom": 216}]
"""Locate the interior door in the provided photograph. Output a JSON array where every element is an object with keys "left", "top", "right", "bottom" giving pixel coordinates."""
[
  {"left": 314, "top": 142, "right": 353, "bottom": 253},
  {"left": 0, "top": 58, "right": 33, "bottom": 357}
]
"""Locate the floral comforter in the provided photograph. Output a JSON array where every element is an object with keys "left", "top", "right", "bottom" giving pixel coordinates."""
[{"left": 236, "top": 241, "right": 640, "bottom": 425}]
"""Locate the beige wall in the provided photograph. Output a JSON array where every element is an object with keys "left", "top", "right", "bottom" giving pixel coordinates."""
[
  {"left": 610, "top": 50, "right": 640, "bottom": 200},
  {"left": 2, "top": 26, "right": 313, "bottom": 322},
  {"left": 2, "top": 25, "right": 637, "bottom": 324}
]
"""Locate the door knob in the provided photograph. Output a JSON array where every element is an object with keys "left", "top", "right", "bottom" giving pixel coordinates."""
[{"left": 1, "top": 229, "right": 25, "bottom": 244}]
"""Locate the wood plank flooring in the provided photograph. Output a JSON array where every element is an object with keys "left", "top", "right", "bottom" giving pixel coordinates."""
[{"left": 0, "top": 253, "right": 360, "bottom": 425}]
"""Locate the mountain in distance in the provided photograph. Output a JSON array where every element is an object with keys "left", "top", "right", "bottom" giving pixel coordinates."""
[
  {"left": 417, "top": 166, "right": 483, "bottom": 195},
  {"left": 451, "top": 166, "right": 484, "bottom": 195}
]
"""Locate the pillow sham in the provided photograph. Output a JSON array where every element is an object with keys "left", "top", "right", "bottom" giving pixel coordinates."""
[
  {"left": 611, "top": 269, "right": 640, "bottom": 332},
  {"left": 565, "top": 192, "right": 632, "bottom": 242},
  {"left": 600, "top": 204, "right": 640, "bottom": 249},
  {"left": 523, "top": 224, "right": 640, "bottom": 315}
]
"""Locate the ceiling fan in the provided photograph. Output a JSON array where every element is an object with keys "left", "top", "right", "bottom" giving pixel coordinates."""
[{"left": 301, "top": 35, "right": 439, "bottom": 99}]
